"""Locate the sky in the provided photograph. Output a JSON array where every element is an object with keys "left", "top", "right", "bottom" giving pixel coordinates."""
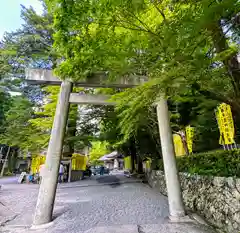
[{"left": 0, "top": 0, "right": 43, "bottom": 39}]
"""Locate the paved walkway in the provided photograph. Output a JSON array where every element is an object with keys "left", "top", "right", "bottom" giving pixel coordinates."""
[
  {"left": 0, "top": 175, "right": 216, "bottom": 233},
  {"left": 0, "top": 176, "right": 19, "bottom": 185}
]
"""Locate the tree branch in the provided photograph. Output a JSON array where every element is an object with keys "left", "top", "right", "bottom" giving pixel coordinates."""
[
  {"left": 120, "top": 9, "right": 160, "bottom": 37},
  {"left": 191, "top": 82, "right": 233, "bottom": 105},
  {"left": 152, "top": 2, "right": 166, "bottom": 21}
]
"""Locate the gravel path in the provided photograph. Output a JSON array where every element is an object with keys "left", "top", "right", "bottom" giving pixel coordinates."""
[{"left": 0, "top": 175, "right": 215, "bottom": 233}]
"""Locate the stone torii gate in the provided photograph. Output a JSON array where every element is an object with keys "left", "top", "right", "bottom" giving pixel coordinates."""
[{"left": 26, "top": 69, "right": 185, "bottom": 227}]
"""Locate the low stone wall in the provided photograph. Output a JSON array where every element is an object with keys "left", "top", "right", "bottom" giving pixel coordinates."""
[{"left": 147, "top": 170, "right": 240, "bottom": 233}]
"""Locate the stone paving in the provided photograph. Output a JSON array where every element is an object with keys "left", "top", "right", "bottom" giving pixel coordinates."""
[{"left": 0, "top": 175, "right": 217, "bottom": 233}]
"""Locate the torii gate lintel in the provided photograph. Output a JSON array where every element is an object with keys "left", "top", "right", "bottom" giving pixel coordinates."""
[{"left": 25, "top": 68, "right": 147, "bottom": 88}]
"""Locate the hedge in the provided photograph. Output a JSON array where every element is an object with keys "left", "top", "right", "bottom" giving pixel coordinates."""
[{"left": 158, "top": 149, "right": 240, "bottom": 177}]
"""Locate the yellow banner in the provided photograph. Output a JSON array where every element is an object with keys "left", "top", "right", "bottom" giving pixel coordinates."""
[
  {"left": 72, "top": 154, "right": 88, "bottom": 171},
  {"left": 124, "top": 156, "right": 131, "bottom": 170},
  {"left": 31, "top": 155, "right": 46, "bottom": 174},
  {"left": 173, "top": 134, "right": 185, "bottom": 156},
  {"left": 216, "top": 103, "right": 235, "bottom": 145},
  {"left": 145, "top": 159, "right": 151, "bottom": 169},
  {"left": 186, "top": 126, "right": 194, "bottom": 153}
]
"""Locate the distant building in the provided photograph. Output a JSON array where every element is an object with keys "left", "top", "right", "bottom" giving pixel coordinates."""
[{"left": 99, "top": 151, "right": 124, "bottom": 170}]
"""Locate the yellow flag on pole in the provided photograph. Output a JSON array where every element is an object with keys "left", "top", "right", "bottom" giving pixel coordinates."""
[
  {"left": 186, "top": 126, "right": 194, "bottom": 153},
  {"left": 173, "top": 134, "right": 186, "bottom": 156},
  {"left": 216, "top": 103, "right": 235, "bottom": 145}
]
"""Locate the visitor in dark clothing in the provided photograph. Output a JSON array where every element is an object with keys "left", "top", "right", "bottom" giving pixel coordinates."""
[{"left": 100, "top": 165, "right": 104, "bottom": 175}]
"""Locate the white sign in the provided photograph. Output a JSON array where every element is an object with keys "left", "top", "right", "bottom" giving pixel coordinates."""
[{"left": 18, "top": 172, "right": 27, "bottom": 184}]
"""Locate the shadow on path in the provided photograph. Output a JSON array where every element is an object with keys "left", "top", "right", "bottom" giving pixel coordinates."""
[{"left": 96, "top": 175, "right": 121, "bottom": 188}]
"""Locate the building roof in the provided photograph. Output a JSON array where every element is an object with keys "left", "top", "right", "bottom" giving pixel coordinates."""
[{"left": 98, "top": 151, "right": 119, "bottom": 161}]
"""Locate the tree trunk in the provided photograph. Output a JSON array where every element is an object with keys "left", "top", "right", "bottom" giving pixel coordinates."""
[
  {"left": 67, "top": 118, "right": 77, "bottom": 155},
  {"left": 134, "top": 138, "right": 144, "bottom": 174},
  {"left": 0, "top": 146, "right": 11, "bottom": 177},
  {"left": 64, "top": 106, "right": 78, "bottom": 157},
  {"left": 137, "top": 155, "right": 143, "bottom": 174},
  {"left": 129, "top": 138, "right": 136, "bottom": 173},
  {"left": 211, "top": 21, "right": 240, "bottom": 97},
  {"left": 7, "top": 149, "right": 15, "bottom": 172}
]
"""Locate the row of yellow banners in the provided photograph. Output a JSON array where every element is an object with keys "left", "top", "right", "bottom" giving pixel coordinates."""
[
  {"left": 123, "top": 156, "right": 151, "bottom": 170},
  {"left": 31, "top": 154, "right": 88, "bottom": 174},
  {"left": 173, "top": 103, "right": 235, "bottom": 156},
  {"left": 31, "top": 103, "right": 235, "bottom": 168}
]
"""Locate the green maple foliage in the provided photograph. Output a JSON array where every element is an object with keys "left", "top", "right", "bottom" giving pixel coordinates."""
[
  {"left": 2, "top": 0, "right": 239, "bottom": 160},
  {"left": 0, "top": 96, "right": 45, "bottom": 151},
  {"left": 46, "top": 0, "right": 239, "bottom": 150},
  {"left": 0, "top": 1, "right": 56, "bottom": 152},
  {"left": 89, "top": 141, "right": 110, "bottom": 165}
]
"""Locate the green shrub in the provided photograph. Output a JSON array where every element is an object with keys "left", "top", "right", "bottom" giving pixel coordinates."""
[{"left": 158, "top": 149, "right": 240, "bottom": 177}]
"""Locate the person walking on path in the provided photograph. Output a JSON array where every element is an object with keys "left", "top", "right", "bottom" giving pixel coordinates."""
[
  {"left": 100, "top": 165, "right": 104, "bottom": 175},
  {"left": 58, "top": 163, "right": 64, "bottom": 183}
]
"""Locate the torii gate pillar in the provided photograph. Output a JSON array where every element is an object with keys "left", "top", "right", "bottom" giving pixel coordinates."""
[
  {"left": 33, "top": 81, "right": 72, "bottom": 226},
  {"left": 156, "top": 97, "right": 185, "bottom": 218}
]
